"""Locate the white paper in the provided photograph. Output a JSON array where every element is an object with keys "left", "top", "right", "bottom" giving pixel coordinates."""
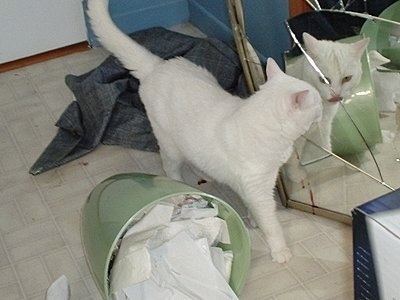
[
  {"left": 150, "top": 216, "right": 230, "bottom": 247},
  {"left": 110, "top": 242, "right": 152, "bottom": 293},
  {"left": 110, "top": 198, "right": 237, "bottom": 300},
  {"left": 46, "top": 275, "right": 70, "bottom": 300},
  {"left": 124, "top": 204, "right": 174, "bottom": 238},
  {"left": 110, "top": 204, "right": 175, "bottom": 293},
  {"left": 210, "top": 248, "right": 233, "bottom": 283},
  {"left": 150, "top": 231, "right": 238, "bottom": 300}
]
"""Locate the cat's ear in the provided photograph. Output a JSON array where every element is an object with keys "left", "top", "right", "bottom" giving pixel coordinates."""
[
  {"left": 291, "top": 90, "right": 310, "bottom": 110},
  {"left": 368, "top": 50, "right": 390, "bottom": 69},
  {"left": 265, "top": 58, "right": 284, "bottom": 80},
  {"left": 302, "top": 32, "right": 319, "bottom": 54},
  {"left": 351, "top": 38, "right": 369, "bottom": 59}
]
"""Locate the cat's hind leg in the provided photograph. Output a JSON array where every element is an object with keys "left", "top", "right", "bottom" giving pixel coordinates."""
[
  {"left": 149, "top": 123, "right": 184, "bottom": 181},
  {"left": 159, "top": 147, "right": 184, "bottom": 182}
]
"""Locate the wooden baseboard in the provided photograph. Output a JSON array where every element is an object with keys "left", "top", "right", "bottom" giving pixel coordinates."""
[
  {"left": 0, "top": 41, "right": 90, "bottom": 73},
  {"left": 289, "top": 0, "right": 312, "bottom": 17}
]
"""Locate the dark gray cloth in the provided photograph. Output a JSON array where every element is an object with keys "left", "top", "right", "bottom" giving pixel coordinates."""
[{"left": 29, "top": 27, "right": 248, "bottom": 175}]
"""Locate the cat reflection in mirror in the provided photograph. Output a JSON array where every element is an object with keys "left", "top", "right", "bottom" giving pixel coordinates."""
[
  {"left": 88, "top": 0, "right": 323, "bottom": 263},
  {"left": 369, "top": 50, "right": 400, "bottom": 112},
  {"left": 285, "top": 33, "right": 369, "bottom": 183}
]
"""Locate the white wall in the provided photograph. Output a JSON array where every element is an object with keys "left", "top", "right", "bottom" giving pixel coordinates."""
[{"left": 0, "top": 0, "right": 87, "bottom": 63}]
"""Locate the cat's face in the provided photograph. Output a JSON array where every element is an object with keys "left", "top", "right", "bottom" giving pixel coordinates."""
[
  {"left": 265, "top": 58, "right": 323, "bottom": 140},
  {"left": 302, "top": 33, "right": 369, "bottom": 104}
]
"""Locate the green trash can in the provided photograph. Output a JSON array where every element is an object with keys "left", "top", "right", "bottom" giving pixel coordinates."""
[{"left": 81, "top": 173, "right": 251, "bottom": 299}]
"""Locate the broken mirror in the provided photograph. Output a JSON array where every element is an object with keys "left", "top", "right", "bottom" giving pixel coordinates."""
[{"left": 277, "top": 0, "right": 400, "bottom": 221}]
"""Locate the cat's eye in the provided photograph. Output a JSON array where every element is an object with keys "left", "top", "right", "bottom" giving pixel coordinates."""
[
  {"left": 319, "top": 76, "right": 331, "bottom": 85},
  {"left": 342, "top": 76, "right": 352, "bottom": 83}
]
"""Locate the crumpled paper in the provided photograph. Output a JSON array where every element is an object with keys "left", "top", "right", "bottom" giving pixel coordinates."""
[
  {"left": 110, "top": 196, "right": 237, "bottom": 300},
  {"left": 45, "top": 275, "right": 70, "bottom": 300}
]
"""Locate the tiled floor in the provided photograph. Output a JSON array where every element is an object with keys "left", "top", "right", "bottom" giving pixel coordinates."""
[{"left": 0, "top": 32, "right": 354, "bottom": 299}]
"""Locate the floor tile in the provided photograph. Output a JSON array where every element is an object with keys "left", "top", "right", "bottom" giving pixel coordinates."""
[
  {"left": 0, "top": 242, "right": 10, "bottom": 268},
  {"left": 304, "top": 268, "right": 353, "bottom": 299},
  {"left": 0, "top": 265, "right": 17, "bottom": 287},
  {"left": 0, "top": 283, "right": 24, "bottom": 300},
  {"left": 43, "top": 248, "right": 82, "bottom": 282},
  {"left": 0, "top": 201, "right": 25, "bottom": 233},
  {"left": 288, "top": 244, "right": 327, "bottom": 282},
  {"left": 3, "top": 220, "right": 65, "bottom": 262},
  {"left": 15, "top": 257, "right": 51, "bottom": 298},
  {"left": 275, "top": 285, "right": 316, "bottom": 300},
  {"left": 17, "top": 191, "right": 50, "bottom": 224},
  {"left": 241, "top": 269, "right": 299, "bottom": 299}
]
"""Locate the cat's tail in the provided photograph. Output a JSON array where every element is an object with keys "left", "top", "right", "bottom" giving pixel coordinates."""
[{"left": 87, "top": 0, "right": 162, "bottom": 80}]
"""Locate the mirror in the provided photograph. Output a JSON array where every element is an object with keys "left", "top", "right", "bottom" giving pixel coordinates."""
[{"left": 276, "top": 0, "right": 400, "bottom": 220}]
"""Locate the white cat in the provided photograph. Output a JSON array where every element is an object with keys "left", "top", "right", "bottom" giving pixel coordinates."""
[
  {"left": 87, "top": 0, "right": 322, "bottom": 263},
  {"left": 285, "top": 33, "right": 369, "bottom": 182},
  {"left": 369, "top": 50, "right": 400, "bottom": 112}
]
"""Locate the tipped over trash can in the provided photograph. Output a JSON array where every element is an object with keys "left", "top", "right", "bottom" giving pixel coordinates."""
[{"left": 81, "top": 173, "right": 251, "bottom": 299}]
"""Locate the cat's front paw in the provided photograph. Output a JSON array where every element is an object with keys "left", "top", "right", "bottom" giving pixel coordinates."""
[{"left": 271, "top": 247, "right": 292, "bottom": 263}]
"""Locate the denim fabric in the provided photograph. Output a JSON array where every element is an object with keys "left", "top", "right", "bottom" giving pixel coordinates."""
[{"left": 29, "top": 27, "right": 248, "bottom": 175}]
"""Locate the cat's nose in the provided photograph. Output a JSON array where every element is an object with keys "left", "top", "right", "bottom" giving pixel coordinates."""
[{"left": 327, "top": 94, "right": 343, "bottom": 103}]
